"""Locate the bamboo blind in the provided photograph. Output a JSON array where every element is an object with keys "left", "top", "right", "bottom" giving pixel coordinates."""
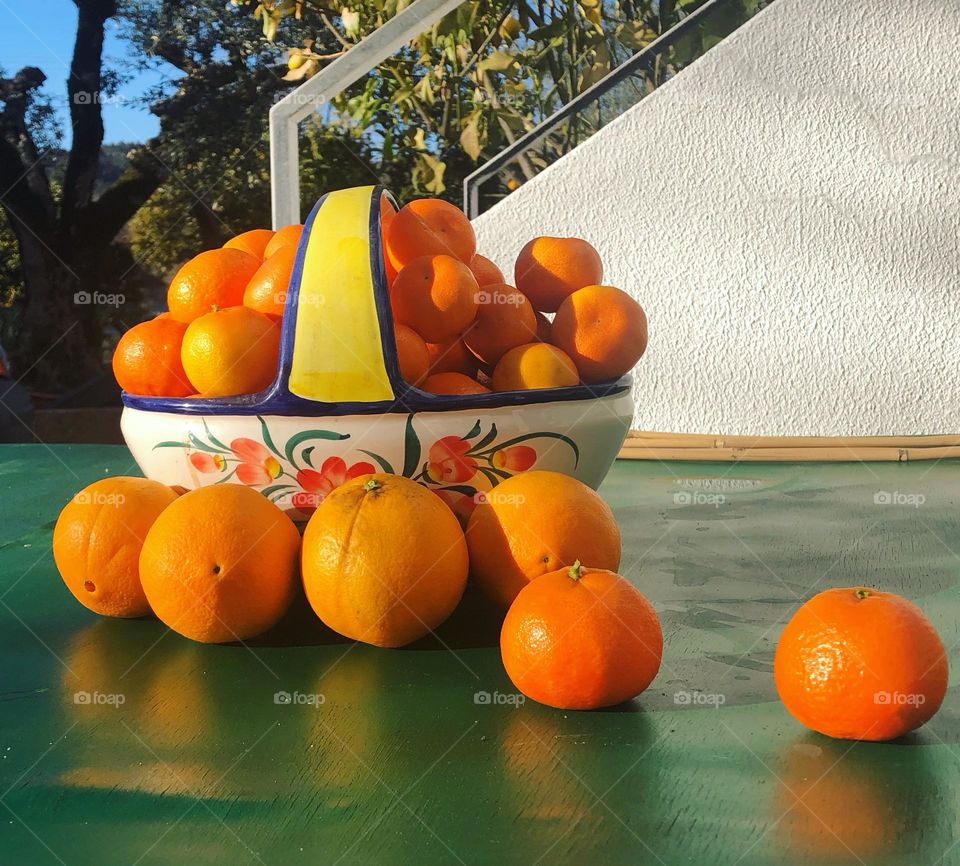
[{"left": 618, "top": 431, "right": 960, "bottom": 463}]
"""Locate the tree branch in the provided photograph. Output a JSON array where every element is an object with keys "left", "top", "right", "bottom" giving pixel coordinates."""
[{"left": 60, "top": 0, "right": 117, "bottom": 229}]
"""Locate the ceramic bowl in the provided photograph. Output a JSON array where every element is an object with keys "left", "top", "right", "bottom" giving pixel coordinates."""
[{"left": 121, "top": 185, "right": 633, "bottom": 520}]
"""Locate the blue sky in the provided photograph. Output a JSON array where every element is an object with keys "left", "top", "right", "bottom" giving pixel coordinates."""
[{"left": 0, "top": 0, "right": 165, "bottom": 144}]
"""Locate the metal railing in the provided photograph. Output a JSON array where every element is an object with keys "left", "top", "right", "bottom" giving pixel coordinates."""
[
  {"left": 462, "top": 0, "right": 760, "bottom": 218},
  {"left": 268, "top": 0, "right": 466, "bottom": 228}
]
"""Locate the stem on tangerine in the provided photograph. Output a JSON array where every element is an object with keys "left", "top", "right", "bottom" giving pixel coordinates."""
[
  {"left": 854, "top": 588, "right": 871, "bottom": 600},
  {"left": 568, "top": 560, "right": 582, "bottom": 581},
  {"left": 364, "top": 478, "right": 382, "bottom": 492}
]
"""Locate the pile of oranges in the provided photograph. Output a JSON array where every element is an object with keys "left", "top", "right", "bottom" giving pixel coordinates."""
[
  {"left": 53, "top": 464, "right": 949, "bottom": 736},
  {"left": 112, "top": 196, "right": 648, "bottom": 399}
]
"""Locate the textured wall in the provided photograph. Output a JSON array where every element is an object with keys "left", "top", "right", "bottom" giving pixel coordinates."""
[{"left": 473, "top": 0, "right": 960, "bottom": 436}]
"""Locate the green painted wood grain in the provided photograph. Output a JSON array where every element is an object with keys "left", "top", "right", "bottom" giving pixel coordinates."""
[{"left": 2, "top": 446, "right": 959, "bottom": 865}]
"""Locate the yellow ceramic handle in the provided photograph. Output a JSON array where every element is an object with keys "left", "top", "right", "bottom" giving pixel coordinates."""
[{"left": 287, "top": 186, "right": 395, "bottom": 404}]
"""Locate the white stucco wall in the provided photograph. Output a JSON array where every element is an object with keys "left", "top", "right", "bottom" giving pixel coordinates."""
[{"left": 473, "top": 0, "right": 960, "bottom": 436}]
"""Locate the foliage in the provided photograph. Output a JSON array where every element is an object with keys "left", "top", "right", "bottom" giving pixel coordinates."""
[{"left": 236, "top": 0, "right": 770, "bottom": 203}]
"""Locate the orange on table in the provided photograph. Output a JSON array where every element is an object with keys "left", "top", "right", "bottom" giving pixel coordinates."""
[
  {"left": 551, "top": 285, "right": 647, "bottom": 384},
  {"left": 425, "top": 338, "right": 479, "bottom": 377},
  {"left": 391, "top": 254, "right": 479, "bottom": 342},
  {"left": 393, "top": 323, "right": 429, "bottom": 385},
  {"left": 301, "top": 474, "right": 468, "bottom": 647},
  {"left": 534, "top": 311, "right": 552, "bottom": 343},
  {"left": 181, "top": 306, "right": 280, "bottom": 397},
  {"left": 263, "top": 224, "right": 303, "bottom": 259},
  {"left": 224, "top": 228, "right": 274, "bottom": 260},
  {"left": 421, "top": 372, "right": 490, "bottom": 395},
  {"left": 112, "top": 316, "right": 194, "bottom": 397},
  {"left": 469, "top": 253, "right": 505, "bottom": 287},
  {"left": 139, "top": 485, "right": 300, "bottom": 643},
  {"left": 466, "top": 470, "right": 620, "bottom": 608},
  {"left": 167, "top": 248, "right": 261, "bottom": 323},
  {"left": 462, "top": 283, "right": 537, "bottom": 366},
  {"left": 774, "top": 587, "right": 948, "bottom": 741},
  {"left": 514, "top": 236, "right": 603, "bottom": 313},
  {"left": 492, "top": 342, "right": 579, "bottom": 391},
  {"left": 243, "top": 244, "right": 297, "bottom": 320},
  {"left": 53, "top": 477, "right": 179, "bottom": 617},
  {"left": 501, "top": 561, "right": 663, "bottom": 710},
  {"left": 385, "top": 198, "right": 476, "bottom": 271}
]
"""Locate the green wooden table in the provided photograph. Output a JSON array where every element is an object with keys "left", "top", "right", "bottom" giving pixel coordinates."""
[{"left": 3, "top": 445, "right": 959, "bottom": 865}]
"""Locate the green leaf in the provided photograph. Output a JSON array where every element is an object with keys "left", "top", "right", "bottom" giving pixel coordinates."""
[
  {"left": 478, "top": 50, "right": 516, "bottom": 73},
  {"left": 187, "top": 433, "right": 226, "bottom": 455},
  {"left": 258, "top": 416, "right": 285, "bottom": 461},
  {"left": 284, "top": 428, "right": 350, "bottom": 466},
  {"left": 471, "top": 423, "right": 498, "bottom": 451},
  {"left": 459, "top": 115, "right": 484, "bottom": 161},
  {"left": 261, "top": 483, "right": 297, "bottom": 499},
  {"left": 152, "top": 441, "right": 190, "bottom": 450},
  {"left": 359, "top": 449, "right": 396, "bottom": 475},
  {"left": 436, "top": 485, "right": 476, "bottom": 496},
  {"left": 401, "top": 414, "right": 421, "bottom": 478},
  {"left": 463, "top": 419, "right": 482, "bottom": 439},
  {"left": 202, "top": 419, "right": 229, "bottom": 452},
  {"left": 302, "top": 446, "right": 316, "bottom": 468}
]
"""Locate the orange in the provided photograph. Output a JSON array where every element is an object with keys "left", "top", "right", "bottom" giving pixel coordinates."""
[
  {"left": 385, "top": 198, "right": 476, "bottom": 270},
  {"left": 181, "top": 306, "right": 280, "bottom": 397},
  {"left": 391, "top": 254, "right": 479, "bottom": 342},
  {"left": 462, "top": 284, "right": 537, "bottom": 365},
  {"left": 53, "top": 477, "right": 179, "bottom": 617},
  {"left": 469, "top": 253, "right": 505, "bottom": 287},
  {"left": 514, "top": 236, "right": 603, "bottom": 312},
  {"left": 139, "top": 485, "right": 300, "bottom": 643},
  {"left": 501, "top": 561, "right": 662, "bottom": 710},
  {"left": 112, "top": 316, "right": 194, "bottom": 397},
  {"left": 393, "top": 323, "right": 429, "bottom": 385},
  {"left": 466, "top": 470, "right": 620, "bottom": 608},
  {"left": 263, "top": 224, "right": 303, "bottom": 259},
  {"left": 552, "top": 285, "right": 648, "bottom": 384},
  {"left": 492, "top": 342, "right": 579, "bottom": 391},
  {"left": 380, "top": 194, "right": 399, "bottom": 286},
  {"left": 426, "top": 338, "right": 479, "bottom": 377},
  {"left": 224, "top": 228, "right": 274, "bottom": 260},
  {"left": 301, "top": 474, "right": 468, "bottom": 647},
  {"left": 535, "top": 311, "right": 552, "bottom": 343},
  {"left": 167, "top": 248, "right": 261, "bottom": 323},
  {"left": 421, "top": 372, "right": 490, "bottom": 395},
  {"left": 243, "top": 244, "right": 296, "bottom": 320},
  {"left": 774, "top": 587, "right": 948, "bottom": 741}
]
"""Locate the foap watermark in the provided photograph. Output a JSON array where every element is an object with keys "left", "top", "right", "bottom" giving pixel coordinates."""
[
  {"left": 475, "top": 289, "right": 523, "bottom": 307},
  {"left": 272, "top": 91, "right": 327, "bottom": 109},
  {"left": 673, "top": 490, "right": 726, "bottom": 508},
  {"left": 473, "top": 490, "right": 526, "bottom": 507},
  {"left": 274, "top": 690, "right": 325, "bottom": 708},
  {"left": 274, "top": 291, "right": 325, "bottom": 309},
  {"left": 474, "top": 690, "right": 525, "bottom": 707},
  {"left": 74, "top": 690, "right": 125, "bottom": 707},
  {"left": 674, "top": 690, "right": 725, "bottom": 707},
  {"left": 74, "top": 290, "right": 125, "bottom": 308},
  {"left": 73, "top": 490, "right": 125, "bottom": 507},
  {"left": 875, "top": 690, "right": 926, "bottom": 707},
  {"left": 874, "top": 490, "right": 925, "bottom": 508},
  {"left": 73, "top": 91, "right": 131, "bottom": 107}
]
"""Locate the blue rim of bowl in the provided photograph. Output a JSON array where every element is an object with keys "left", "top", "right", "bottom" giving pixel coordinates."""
[{"left": 122, "top": 185, "right": 633, "bottom": 417}]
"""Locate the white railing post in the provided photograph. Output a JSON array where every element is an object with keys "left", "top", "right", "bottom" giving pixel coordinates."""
[{"left": 270, "top": 0, "right": 467, "bottom": 228}]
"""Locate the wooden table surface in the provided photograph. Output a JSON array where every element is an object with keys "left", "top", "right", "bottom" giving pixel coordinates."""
[{"left": 2, "top": 445, "right": 959, "bottom": 866}]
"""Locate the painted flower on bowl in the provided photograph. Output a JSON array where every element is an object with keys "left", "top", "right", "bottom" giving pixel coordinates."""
[
  {"left": 426, "top": 436, "right": 478, "bottom": 484},
  {"left": 292, "top": 456, "right": 375, "bottom": 514},
  {"left": 491, "top": 445, "right": 536, "bottom": 472},
  {"left": 231, "top": 438, "right": 282, "bottom": 486},
  {"left": 190, "top": 452, "right": 226, "bottom": 473}
]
